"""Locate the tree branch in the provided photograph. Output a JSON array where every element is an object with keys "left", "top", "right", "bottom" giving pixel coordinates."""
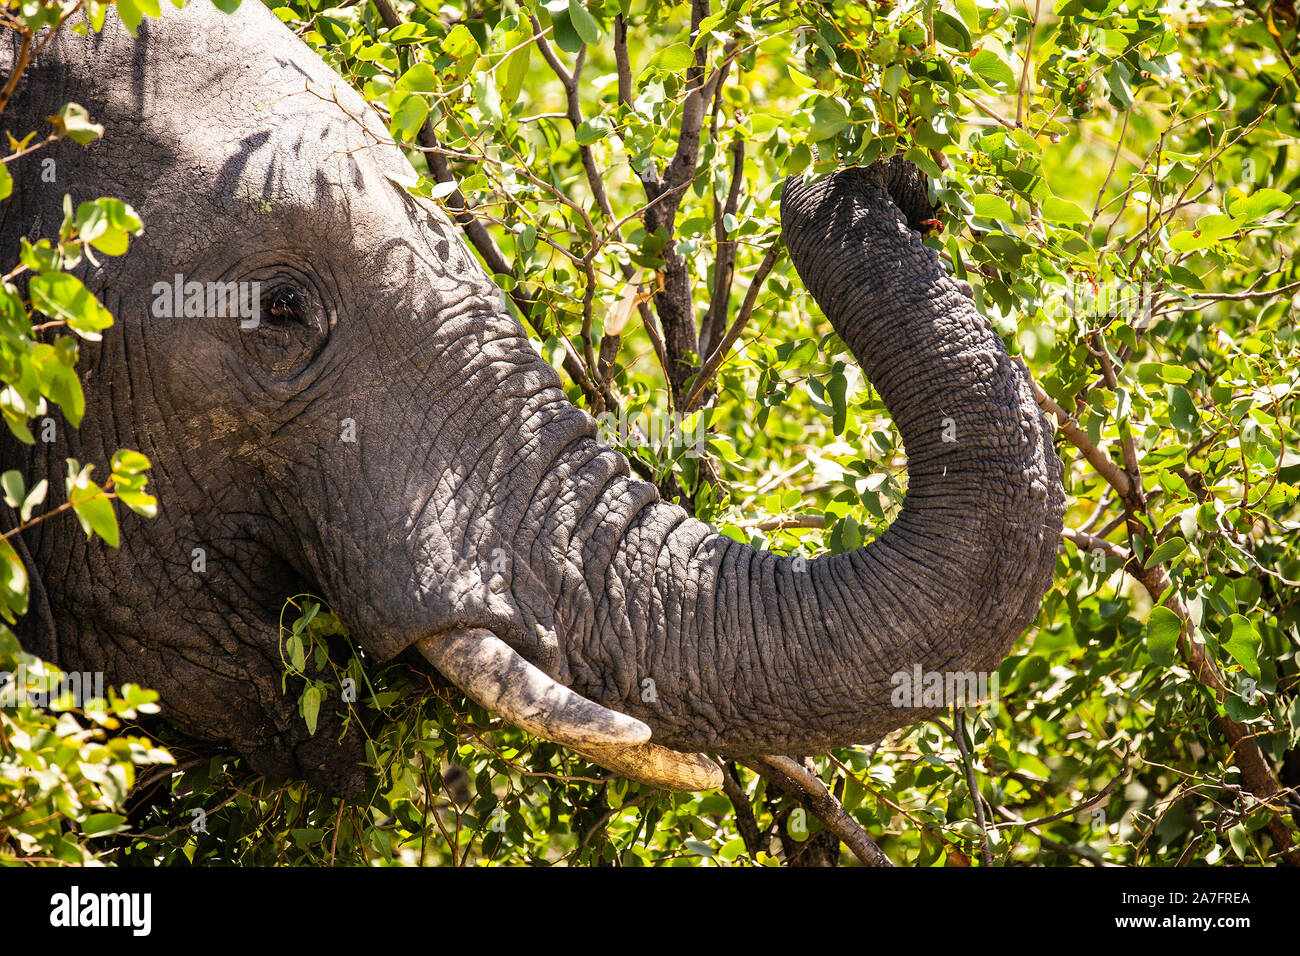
[
  {"left": 371, "top": 0, "right": 616, "bottom": 414},
  {"left": 684, "top": 240, "right": 781, "bottom": 413},
  {"left": 721, "top": 762, "right": 767, "bottom": 858},
  {"left": 744, "top": 755, "right": 893, "bottom": 867},
  {"left": 947, "top": 711, "right": 994, "bottom": 866},
  {"left": 1027, "top": 367, "right": 1135, "bottom": 500},
  {"left": 636, "top": 0, "right": 713, "bottom": 403},
  {"left": 701, "top": 132, "right": 745, "bottom": 358},
  {"left": 614, "top": 13, "right": 633, "bottom": 110},
  {"left": 529, "top": 17, "right": 615, "bottom": 221}
]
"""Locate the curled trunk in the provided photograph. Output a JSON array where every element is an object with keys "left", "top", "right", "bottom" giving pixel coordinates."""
[
  {"left": 626, "top": 159, "right": 1067, "bottom": 752},
  {"left": 430, "top": 159, "right": 1064, "bottom": 781}
]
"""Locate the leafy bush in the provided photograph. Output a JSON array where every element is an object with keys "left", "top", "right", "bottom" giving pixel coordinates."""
[
  {"left": 0, "top": 628, "right": 169, "bottom": 864},
  {"left": 1, "top": 0, "right": 164, "bottom": 865}
]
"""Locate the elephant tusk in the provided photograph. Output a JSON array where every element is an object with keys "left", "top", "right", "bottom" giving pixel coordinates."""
[
  {"left": 416, "top": 629, "right": 722, "bottom": 791},
  {"left": 572, "top": 743, "right": 723, "bottom": 792},
  {"left": 417, "top": 629, "right": 651, "bottom": 749}
]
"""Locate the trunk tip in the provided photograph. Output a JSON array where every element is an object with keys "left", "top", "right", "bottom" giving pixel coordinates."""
[{"left": 781, "top": 155, "right": 937, "bottom": 241}]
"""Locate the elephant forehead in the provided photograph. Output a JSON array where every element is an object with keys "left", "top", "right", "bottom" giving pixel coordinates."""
[
  {"left": 135, "top": 69, "right": 405, "bottom": 218},
  {"left": 97, "top": 7, "right": 413, "bottom": 226},
  {"left": 127, "top": 77, "right": 490, "bottom": 301},
  {"left": 42, "top": 1, "right": 496, "bottom": 301},
  {"left": 171, "top": 110, "right": 412, "bottom": 230}
]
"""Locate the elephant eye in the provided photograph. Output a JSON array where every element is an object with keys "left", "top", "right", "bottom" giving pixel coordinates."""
[{"left": 265, "top": 285, "right": 308, "bottom": 327}]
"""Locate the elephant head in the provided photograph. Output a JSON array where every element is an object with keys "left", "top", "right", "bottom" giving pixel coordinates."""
[{"left": 1, "top": 2, "right": 1064, "bottom": 795}]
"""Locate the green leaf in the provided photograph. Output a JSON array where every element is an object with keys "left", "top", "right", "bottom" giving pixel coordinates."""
[
  {"left": 396, "top": 64, "right": 440, "bottom": 94},
  {"left": 1138, "top": 362, "right": 1194, "bottom": 385},
  {"left": 809, "top": 98, "right": 850, "bottom": 142},
  {"left": 1229, "top": 188, "right": 1290, "bottom": 222},
  {"left": 34, "top": 336, "right": 85, "bottom": 427},
  {"left": 314, "top": 14, "right": 348, "bottom": 45},
  {"left": 882, "top": 64, "right": 905, "bottom": 96},
  {"left": 442, "top": 24, "right": 480, "bottom": 59},
  {"left": 116, "top": 0, "right": 144, "bottom": 35},
  {"left": 786, "top": 65, "right": 815, "bottom": 90},
  {"left": 0, "top": 537, "right": 29, "bottom": 620},
  {"left": 974, "top": 194, "right": 1016, "bottom": 222},
  {"left": 828, "top": 370, "right": 847, "bottom": 435},
  {"left": 1169, "top": 386, "right": 1199, "bottom": 433},
  {"left": 1144, "top": 536, "right": 1187, "bottom": 569},
  {"left": 301, "top": 685, "right": 322, "bottom": 735},
  {"left": 502, "top": 47, "right": 531, "bottom": 103},
  {"left": 291, "top": 827, "right": 325, "bottom": 849},
  {"left": 19, "top": 237, "right": 59, "bottom": 272},
  {"left": 72, "top": 494, "right": 119, "bottom": 548},
  {"left": 904, "top": 147, "right": 941, "bottom": 178},
  {"left": 1227, "top": 825, "right": 1252, "bottom": 861},
  {"left": 46, "top": 103, "right": 104, "bottom": 145},
  {"left": 18, "top": 479, "right": 46, "bottom": 524},
  {"left": 115, "top": 489, "right": 157, "bottom": 518},
  {"left": 575, "top": 116, "right": 612, "bottom": 145},
  {"left": 29, "top": 272, "right": 114, "bottom": 340},
  {"left": 932, "top": 11, "right": 971, "bottom": 51},
  {"left": 1221, "top": 615, "right": 1260, "bottom": 679},
  {"left": 970, "top": 49, "right": 1015, "bottom": 92},
  {"left": 426, "top": 180, "right": 457, "bottom": 201},
  {"left": 550, "top": 9, "right": 582, "bottom": 53},
  {"left": 1172, "top": 213, "right": 1238, "bottom": 251},
  {"left": 1105, "top": 61, "right": 1132, "bottom": 108},
  {"left": 388, "top": 91, "right": 429, "bottom": 141},
  {"left": 1043, "top": 196, "right": 1090, "bottom": 224},
  {"left": 1, "top": 470, "right": 23, "bottom": 509},
  {"left": 473, "top": 72, "right": 501, "bottom": 122},
  {"left": 110, "top": 449, "right": 150, "bottom": 475},
  {"left": 567, "top": 0, "right": 601, "bottom": 44},
  {"left": 1146, "top": 606, "right": 1182, "bottom": 666},
  {"left": 74, "top": 199, "right": 142, "bottom": 257},
  {"left": 1193, "top": 213, "right": 1237, "bottom": 242},
  {"left": 81, "top": 813, "right": 128, "bottom": 837},
  {"left": 653, "top": 43, "right": 694, "bottom": 73}
]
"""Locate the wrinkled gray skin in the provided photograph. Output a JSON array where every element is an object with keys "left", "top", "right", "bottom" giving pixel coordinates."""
[{"left": 1, "top": 3, "right": 1064, "bottom": 795}]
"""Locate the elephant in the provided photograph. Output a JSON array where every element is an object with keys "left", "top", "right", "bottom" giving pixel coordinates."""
[{"left": 1, "top": 1, "right": 1065, "bottom": 797}]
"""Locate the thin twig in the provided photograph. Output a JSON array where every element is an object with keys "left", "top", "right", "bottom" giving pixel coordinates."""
[
  {"left": 1015, "top": 0, "right": 1041, "bottom": 129},
  {"left": 944, "top": 712, "right": 994, "bottom": 866},
  {"left": 684, "top": 241, "right": 782, "bottom": 413}
]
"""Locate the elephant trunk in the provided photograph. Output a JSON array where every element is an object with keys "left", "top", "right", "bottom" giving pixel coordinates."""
[
  {"left": 595, "top": 160, "right": 1063, "bottom": 755},
  {"left": 424, "top": 159, "right": 1064, "bottom": 784}
]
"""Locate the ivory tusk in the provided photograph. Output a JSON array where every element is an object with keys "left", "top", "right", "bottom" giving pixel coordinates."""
[
  {"left": 416, "top": 628, "right": 650, "bottom": 749},
  {"left": 417, "top": 628, "right": 722, "bottom": 790},
  {"left": 573, "top": 742, "right": 723, "bottom": 792}
]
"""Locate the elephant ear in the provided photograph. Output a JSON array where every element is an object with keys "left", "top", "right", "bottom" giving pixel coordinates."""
[{"left": 417, "top": 630, "right": 722, "bottom": 791}]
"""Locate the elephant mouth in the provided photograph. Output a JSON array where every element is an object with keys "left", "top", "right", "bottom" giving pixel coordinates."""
[{"left": 415, "top": 629, "right": 723, "bottom": 791}]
